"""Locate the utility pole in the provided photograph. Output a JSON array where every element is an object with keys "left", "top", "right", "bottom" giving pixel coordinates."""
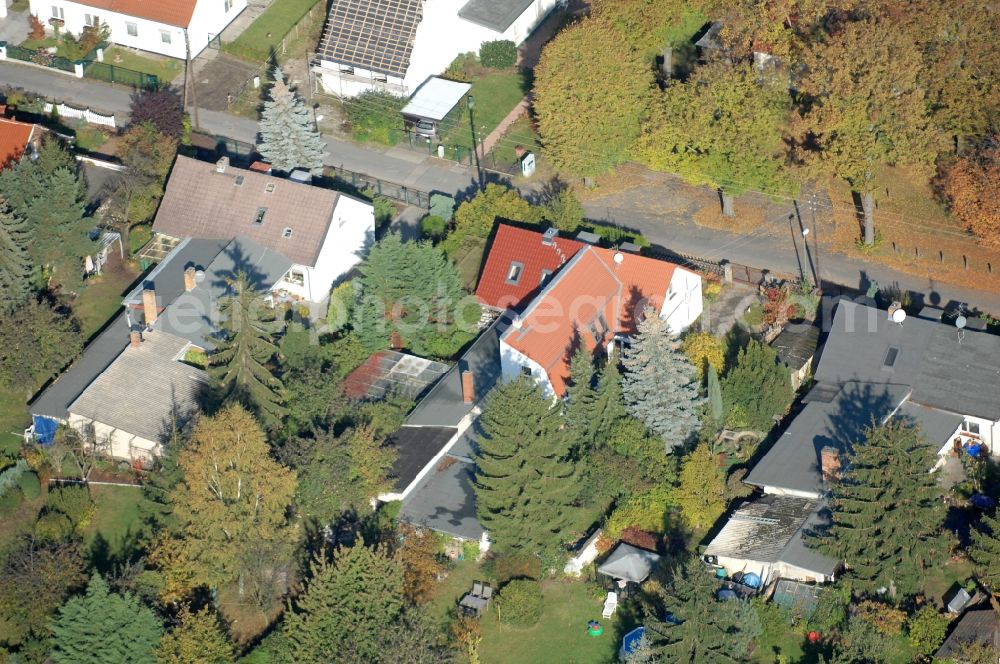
[
  {"left": 810, "top": 191, "right": 821, "bottom": 287},
  {"left": 467, "top": 95, "right": 483, "bottom": 191},
  {"left": 185, "top": 30, "right": 200, "bottom": 130}
]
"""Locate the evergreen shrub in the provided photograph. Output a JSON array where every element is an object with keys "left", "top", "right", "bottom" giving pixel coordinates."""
[
  {"left": 479, "top": 40, "right": 517, "bottom": 69},
  {"left": 496, "top": 578, "right": 543, "bottom": 627}
]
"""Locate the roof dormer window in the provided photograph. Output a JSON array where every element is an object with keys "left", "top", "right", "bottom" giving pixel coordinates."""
[
  {"left": 282, "top": 227, "right": 293, "bottom": 238},
  {"left": 506, "top": 261, "right": 523, "bottom": 285}
]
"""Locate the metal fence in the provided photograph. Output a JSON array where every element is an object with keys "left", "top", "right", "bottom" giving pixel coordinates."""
[
  {"left": 82, "top": 61, "right": 158, "bottom": 90},
  {"left": 326, "top": 165, "right": 430, "bottom": 208},
  {"left": 6, "top": 44, "right": 75, "bottom": 72}
]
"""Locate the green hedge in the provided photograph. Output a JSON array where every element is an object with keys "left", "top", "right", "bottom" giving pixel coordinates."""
[
  {"left": 496, "top": 578, "right": 543, "bottom": 627},
  {"left": 480, "top": 40, "right": 517, "bottom": 69}
]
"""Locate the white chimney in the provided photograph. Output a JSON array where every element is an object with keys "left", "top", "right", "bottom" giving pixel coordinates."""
[{"left": 215, "top": 156, "right": 229, "bottom": 173}]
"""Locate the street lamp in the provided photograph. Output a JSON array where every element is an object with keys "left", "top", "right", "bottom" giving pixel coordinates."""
[{"left": 467, "top": 95, "right": 483, "bottom": 191}]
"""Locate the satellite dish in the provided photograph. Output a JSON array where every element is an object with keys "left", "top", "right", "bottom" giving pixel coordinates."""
[
  {"left": 956, "top": 315, "right": 968, "bottom": 329},
  {"left": 891, "top": 308, "right": 907, "bottom": 324},
  {"left": 613, "top": 252, "right": 624, "bottom": 266}
]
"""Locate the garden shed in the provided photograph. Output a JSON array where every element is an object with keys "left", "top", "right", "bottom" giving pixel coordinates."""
[{"left": 400, "top": 77, "right": 471, "bottom": 140}]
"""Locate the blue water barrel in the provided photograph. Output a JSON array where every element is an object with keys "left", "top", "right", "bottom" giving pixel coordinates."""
[{"left": 743, "top": 572, "right": 762, "bottom": 589}]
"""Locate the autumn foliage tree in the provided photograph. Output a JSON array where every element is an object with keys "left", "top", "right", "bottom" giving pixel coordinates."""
[
  {"left": 397, "top": 524, "right": 444, "bottom": 605},
  {"left": 939, "top": 142, "right": 1000, "bottom": 245}
]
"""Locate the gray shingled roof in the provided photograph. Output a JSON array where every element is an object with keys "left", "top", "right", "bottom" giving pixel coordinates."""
[
  {"left": 399, "top": 456, "right": 483, "bottom": 540},
  {"left": 704, "top": 495, "right": 838, "bottom": 577},
  {"left": 458, "top": 0, "right": 533, "bottom": 33},
  {"left": 744, "top": 382, "right": 911, "bottom": 496},
  {"left": 388, "top": 426, "right": 458, "bottom": 492},
  {"left": 935, "top": 608, "right": 1000, "bottom": 658},
  {"left": 816, "top": 300, "right": 1000, "bottom": 420},
  {"left": 316, "top": 0, "right": 422, "bottom": 78},
  {"left": 154, "top": 236, "right": 293, "bottom": 349},
  {"left": 771, "top": 323, "right": 820, "bottom": 371},
  {"left": 68, "top": 331, "right": 207, "bottom": 443},
  {"left": 152, "top": 156, "right": 340, "bottom": 267},
  {"left": 899, "top": 402, "right": 963, "bottom": 447}
]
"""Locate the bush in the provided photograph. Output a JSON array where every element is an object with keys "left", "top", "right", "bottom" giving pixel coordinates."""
[
  {"left": 0, "top": 487, "right": 23, "bottom": 516},
  {"left": 442, "top": 52, "right": 478, "bottom": 82},
  {"left": 479, "top": 40, "right": 517, "bottom": 69},
  {"left": 604, "top": 484, "right": 673, "bottom": 539},
  {"left": 326, "top": 281, "right": 356, "bottom": 334},
  {"left": 496, "top": 579, "right": 543, "bottom": 627},
  {"left": 855, "top": 599, "right": 906, "bottom": 636},
  {"left": 46, "top": 485, "right": 94, "bottom": 531},
  {"left": 489, "top": 553, "right": 541, "bottom": 584},
  {"left": 17, "top": 471, "right": 40, "bottom": 500},
  {"left": 682, "top": 331, "right": 725, "bottom": 379},
  {"left": 343, "top": 90, "right": 406, "bottom": 145},
  {"left": 362, "top": 187, "right": 396, "bottom": 229},
  {"left": 420, "top": 215, "right": 447, "bottom": 240},
  {"left": 34, "top": 511, "right": 73, "bottom": 541},
  {"left": 429, "top": 193, "right": 456, "bottom": 221},
  {"left": 907, "top": 605, "right": 950, "bottom": 656},
  {"left": 0, "top": 460, "right": 29, "bottom": 498}
]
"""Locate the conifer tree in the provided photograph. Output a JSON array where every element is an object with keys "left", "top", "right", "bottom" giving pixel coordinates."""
[
  {"left": 707, "top": 363, "right": 724, "bottom": 424},
  {"left": 210, "top": 272, "right": 287, "bottom": 423},
  {"left": 156, "top": 605, "right": 234, "bottom": 664},
  {"left": 645, "top": 556, "right": 760, "bottom": 662},
  {"left": 257, "top": 67, "right": 326, "bottom": 175},
  {"left": 721, "top": 340, "right": 791, "bottom": 431},
  {"left": 0, "top": 204, "right": 32, "bottom": 309},
  {"left": 474, "top": 376, "right": 579, "bottom": 559},
  {"left": 51, "top": 574, "right": 163, "bottom": 664},
  {"left": 590, "top": 355, "right": 628, "bottom": 444},
  {"left": 675, "top": 443, "right": 726, "bottom": 529},
  {"left": 565, "top": 345, "right": 596, "bottom": 446},
  {"left": 968, "top": 512, "right": 1000, "bottom": 605},
  {"left": 621, "top": 307, "right": 703, "bottom": 447},
  {"left": 809, "top": 421, "right": 948, "bottom": 597},
  {"left": 280, "top": 542, "right": 404, "bottom": 663}
]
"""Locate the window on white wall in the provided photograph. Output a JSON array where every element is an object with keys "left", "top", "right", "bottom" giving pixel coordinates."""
[
  {"left": 224, "top": 0, "right": 233, "bottom": 10},
  {"left": 126, "top": 22, "right": 138, "bottom": 36},
  {"left": 963, "top": 421, "right": 982, "bottom": 436},
  {"left": 160, "top": 30, "right": 172, "bottom": 44},
  {"left": 51, "top": 5, "right": 64, "bottom": 19},
  {"left": 84, "top": 13, "right": 99, "bottom": 26},
  {"left": 520, "top": 365, "right": 532, "bottom": 377},
  {"left": 285, "top": 270, "right": 305, "bottom": 286}
]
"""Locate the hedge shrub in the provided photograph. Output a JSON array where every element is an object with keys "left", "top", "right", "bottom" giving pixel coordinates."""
[
  {"left": 17, "top": 471, "right": 41, "bottom": 500},
  {"left": 0, "top": 459, "right": 29, "bottom": 498},
  {"left": 47, "top": 484, "right": 95, "bottom": 531},
  {"left": 343, "top": 90, "right": 406, "bottom": 145},
  {"left": 496, "top": 578, "right": 543, "bottom": 627},
  {"left": 34, "top": 510, "right": 73, "bottom": 541},
  {"left": 420, "top": 215, "right": 447, "bottom": 240},
  {"left": 480, "top": 40, "right": 517, "bottom": 69}
]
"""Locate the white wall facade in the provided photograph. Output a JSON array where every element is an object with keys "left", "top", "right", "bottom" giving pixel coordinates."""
[
  {"left": 713, "top": 555, "right": 834, "bottom": 585},
  {"left": 276, "top": 195, "right": 374, "bottom": 303},
  {"left": 661, "top": 267, "right": 703, "bottom": 334},
  {"left": 66, "top": 413, "right": 159, "bottom": 462},
  {"left": 31, "top": 0, "right": 245, "bottom": 59},
  {"left": 317, "top": 62, "right": 407, "bottom": 97},
  {"left": 317, "top": 0, "right": 556, "bottom": 98},
  {"left": 499, "top": 337, "right": 553, "bottom": 396}
]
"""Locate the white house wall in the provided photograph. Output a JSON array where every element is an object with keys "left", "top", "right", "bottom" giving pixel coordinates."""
[
  {"left": 276, "top": 195, "right": 374, "bottom": 302},
  {"left": 30, "top": 0, "right": 245, "bottom": 59},
  {"left": 67, "top": 413, "right": 159, "bottom": 461},
  {"left": 499, "top": 337, "right": 553, "bottom": 396},
  {"left": 317, "top": 62, "right": 407, "bottom": 97},
  {"left": 661, "top": 267, "right": 703, "bottom": 334},
  {"left": 713, "top": 555, "right": 833, "bottom": 586}
]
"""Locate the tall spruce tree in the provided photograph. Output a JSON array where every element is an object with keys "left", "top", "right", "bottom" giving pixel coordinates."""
[
  {"left": 257, "top": 67, "right": 326, "bottom": 175},
  {"left": 51, "top": 574, "right": 163, "bottom": 664},
  {"left": 0, "top": 203, "right": 32, "bottom": 309},
  {"left": 646, "top": 556, "right": 760, "bottom": 662},
  {"left": 808, "top": 421, "right": 948, "bottom": 597},
  {"left": 156, "top": 605, "right": 234, "bottom": 664},
  {"left": 621, "top": 307, "right": 703, "bottom": 447},
  {"left": 590, "top": 355, "right": 628, "bottom": 444},
  {"left": 968, "top": 513, "right": 1000, "bottom": 607},
  {"left": 474, "top": 376, "right": 579, "bottom": 559},
  {"left": 210, "top": 272, "right": 287, "bottom": 423},
  {"left": 565, "top": 345, "right": 597, "bottom": 447},
  {"left": 280, "top": 542, "right": 404, "bottom": 663},
  {"left": 721, "top": 340, "right": 791, "bottom": 431}
]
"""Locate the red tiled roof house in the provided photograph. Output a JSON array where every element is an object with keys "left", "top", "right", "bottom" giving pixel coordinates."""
[
  {"left": 477, "top": 224, "right": 703, "bottom": 397},
  {"left": 0, "top": 117, "right": 39, "bottom": 170}
]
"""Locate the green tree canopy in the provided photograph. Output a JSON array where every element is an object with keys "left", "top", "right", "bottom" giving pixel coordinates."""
[
  {"left": 280, "top": 542, "right": 405, "bottom": 663},
  {"left": 0, "top": 202, "right": 32, "bottom": 308},
  {"left": 0, "top": 298, "right": 83, "bottom": 396},
  {"left": 210, "top": 272, "right": 287, "bottom": 423},
  {"left": 474, "top": 376, "right": 579, "bottom": 560},
  {"left": 565, "top": 345, "right": 597, "bottom": 448},
  {"left": 809, "top": 420, "right": 948, "bottom": 597},
  {"left": 675, "top": 443, "right": 726, "bottom": 529},
  {"left": 534, "top": 17, "right": 655, "bottom": 177},
  {"left": 156, "top": 606, "right": 234, "bottom": 664},
  {"left": 442, "top": 184, "right": 540, "bottom": 256},
  {"left": 355, "top": 233, "right": 473, "bottom": 357},
  {"left": 721, "top": 339, "right": 792, "bottom": 431},
  {"left": 621, "top": 308, "right": 703, "bottom": 447},
  {"left": 51, "top": 574, "right": 163, "bottom": 664}
]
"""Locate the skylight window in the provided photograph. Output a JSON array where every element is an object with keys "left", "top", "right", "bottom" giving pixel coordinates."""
[
  {"left": 234, "top": 175, "right": 244, "bottom": 186},
  {"left": 253, "top": 207, "right": 266, "bottom": 225},
  {"left": 265, "top": 183, "right": 275, "bottom": 193},
  {"left": 506, "top": 262, "right": 523, "bottom": 285},
  {"left": 282, "top": 227, "right": 293, "bottom": 238},
  {"left": 882, "top": 346, "right": 900, "bottom": 369}
]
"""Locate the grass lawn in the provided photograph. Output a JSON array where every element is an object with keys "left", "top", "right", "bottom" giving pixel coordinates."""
[
  {"left": 479, "top": 580, "right": 625, "bottom": 664},
  {"left": 451, "top": 235, "right": 487, "bottom": 291},
  {"left": 72, "top": 255, "right": 141, "bottom": 339},
  {"left": 101, "top": 47, "right": 182, "bottom": 85},
  {"left": 84, "top": 485, "right": 152, "bottom": 568},
  {"left": 0, "top": 385, "right": 30, "bottom": 455},
  {"left": 223, "top": 0, "right": 322, "bottom": 62},
  {"left": 426, "top": 558, "right": 482, "bottom": 627},
  {"left": 440, "top": 71, "right": 526, "bottom": 153},
  {"left": 486, "top": 115, "right": 541, "bottom": 174}
]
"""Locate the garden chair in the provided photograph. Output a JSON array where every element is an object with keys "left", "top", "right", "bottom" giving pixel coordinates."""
[
  {"left": 472, "top": 581, "right": 483, "bottom": 597},
  {"left": 602, "top": 591, "right": 618, "bottom": 619}
]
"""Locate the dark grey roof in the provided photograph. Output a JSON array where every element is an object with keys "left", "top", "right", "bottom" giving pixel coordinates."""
[
  {"left": 67, "top": 331, "right": 207, "bottom": 443},
  {"left": 899, "top": 403, "right": 963, "bottom": 447},
  {"left": 405, "top": 315, "right": 508, "bottom": 427},
  {"left": 316, "top": 0, "right": 422, "bottom": 77},
  {"left": 744, "top": 382, "right": 911, "bottom": 496},
  {"left": 771, "top": 323, "right": 820, "bottom": 371},
  {"left": 388, "top": 426, "right": 458, "bottom": 492},
  {"left": 597, "top": 543, "right": 662, "bottom": 583},
  {"left": 695, "top": 21, "right": 724, "bottom": 50},
  {"left": 816, "top": 300, "right": 1000, "bottom": 420},
  {"left": 705, "top": 495, "right": 838, "bottom": 577},
  {"left": 154, "top": 236, "right": 292, "bottom": 349},
  {"left": 29, "top": 310, "right": 131, "bottom": 420},
  {"left": 458, "top": 0, "right": 533, "bottom": 32},
  {"left": 936, "top": 609, "right": 1000, "bottom": 658},
  {"left": 399, "top": 456, "right": 483, "bottom": 540}
]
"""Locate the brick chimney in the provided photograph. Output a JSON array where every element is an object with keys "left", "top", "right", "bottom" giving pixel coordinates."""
[
  {"left": 183, "top": 266, "right": 197, "bottom": 292},
  {"left": 130, "top": 329, "right": 141, "bottom": 348},
  {"left": 142, "top": 287, "right": 157, "bottom": 326},
  {"left": 820, "top": 446, "right": 841, "bottom": 482},
  {"left": 461, "top": 370, "right": 475, "bottom": 404},
  {"left": 390, "top": 331, "right": 403, "bottom": 349}
]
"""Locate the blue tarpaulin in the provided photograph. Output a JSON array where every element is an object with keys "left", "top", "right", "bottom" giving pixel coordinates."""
[
  {"left": 967, "top": 443, "right": 984, "bottom": 458},
  {"left": 743, "top": 572, "right": 762, "bottom": 589},
  {"left": 32, "top": 416, "right": 58, "bottom": 445}
]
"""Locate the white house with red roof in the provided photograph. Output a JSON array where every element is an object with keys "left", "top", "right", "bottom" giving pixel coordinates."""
[
  {"left": 0, "top": 116, "right": 40, "bottom": 170},
  {"left": 30, "top": 0, "right": 245, "bottom": 59},
  {"left": 476, "top": 224, "right": 702, "bottom": 397}
]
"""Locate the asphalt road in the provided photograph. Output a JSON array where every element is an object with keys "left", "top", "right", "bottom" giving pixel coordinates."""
[{"left": 4, "top": 59, "right": 1000, "bottom": 314}]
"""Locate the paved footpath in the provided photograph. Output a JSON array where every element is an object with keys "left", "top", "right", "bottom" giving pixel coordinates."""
[{"left": 5, "top": 59, "right": 1000, "bottom": 314}]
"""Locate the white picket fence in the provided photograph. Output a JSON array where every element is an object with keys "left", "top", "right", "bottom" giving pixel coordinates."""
[{"left": 42, "top": 102, "right": 116, "bottom": 129}]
